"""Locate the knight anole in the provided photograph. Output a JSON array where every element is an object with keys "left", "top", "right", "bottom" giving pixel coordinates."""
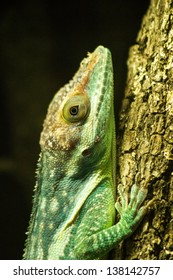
[{"left": 23, "top": 46, "right": 148, "bottom": 260}]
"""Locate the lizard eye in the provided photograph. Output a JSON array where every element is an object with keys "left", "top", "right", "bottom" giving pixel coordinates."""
[{"left": 63, "top": 95, "right": 90, "bottom": 123}]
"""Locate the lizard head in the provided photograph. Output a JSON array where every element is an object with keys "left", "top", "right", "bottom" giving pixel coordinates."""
[{"left": 40, "top": 46, "right": 115, "bottom": 173}]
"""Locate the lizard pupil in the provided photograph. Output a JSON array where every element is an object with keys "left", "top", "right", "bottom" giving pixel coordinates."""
[{"left": 70, "top": 106, "right": 79, "bottom": 116}]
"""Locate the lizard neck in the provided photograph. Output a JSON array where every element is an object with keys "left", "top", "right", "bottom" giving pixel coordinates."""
[
  {"left": 36, "top": 149, "right": 111, "bottom": 213},
  {"left": 25, "top": 149, "right": 112, "bottom": 259}
]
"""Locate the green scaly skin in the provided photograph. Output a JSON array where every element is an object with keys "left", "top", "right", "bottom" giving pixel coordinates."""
[{"left": 23, "top": 46, "right": 148, "bottom": 260}]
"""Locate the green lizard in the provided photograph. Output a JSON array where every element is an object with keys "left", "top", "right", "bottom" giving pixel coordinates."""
[{"left": 23, "top": 46, "right": 148, "bottom": 260}]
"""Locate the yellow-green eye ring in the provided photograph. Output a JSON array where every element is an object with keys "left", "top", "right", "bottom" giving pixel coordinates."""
[{"left": 62, "top": 94, "right": 90, "bottom": 123}]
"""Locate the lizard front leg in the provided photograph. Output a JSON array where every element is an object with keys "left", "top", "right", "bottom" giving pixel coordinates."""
[{"left": 74, "top": 184, "right": 148, "bottom": 260}]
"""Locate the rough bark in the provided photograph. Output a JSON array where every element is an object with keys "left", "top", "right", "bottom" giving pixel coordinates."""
[{"left": 117, "top": 0, "right": 173, "bottom": 259}]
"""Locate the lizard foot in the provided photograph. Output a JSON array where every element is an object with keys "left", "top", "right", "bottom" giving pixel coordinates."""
[{"left": 115, "top": 184, "right": 148, "bottom": 231}]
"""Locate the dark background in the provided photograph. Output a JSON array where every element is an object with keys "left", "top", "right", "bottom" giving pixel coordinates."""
[{"left": 0, "top": 0, "right": 150, "bottom": 259}]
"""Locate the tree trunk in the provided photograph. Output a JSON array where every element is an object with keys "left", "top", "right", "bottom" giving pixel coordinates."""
[{"left": 116, "top": 0, "right": 173, "bottom": 260}]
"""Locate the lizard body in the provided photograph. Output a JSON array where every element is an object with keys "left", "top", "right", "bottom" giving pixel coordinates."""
[{"left": 23, "top": 46, "right": 147, "bottom": 260}]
